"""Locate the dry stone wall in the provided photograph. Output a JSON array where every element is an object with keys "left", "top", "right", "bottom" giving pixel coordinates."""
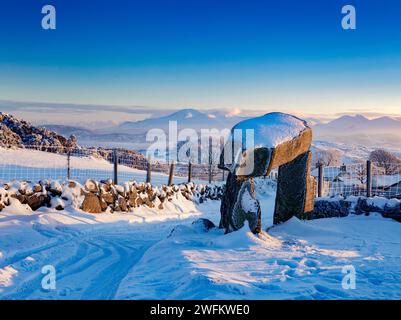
[
  {"left": 0, "top": 179, "right": 224, "bottom": 214},
  {"left": 311, "top": 196, "right": 401, "bottom": 222}
]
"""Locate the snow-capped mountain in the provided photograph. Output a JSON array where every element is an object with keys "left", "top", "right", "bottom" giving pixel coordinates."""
[
  {"left": 314, "top": 114, "right": 401, "bottom": 133},
  {"left": 313, "top": 115, "right": 401, "bottom": 149},
  {"left": 118, "top": 111, "right": 401, "bottom": 139},
  {"left": 31, "top": 109, "right": 401, "bottom": 153},
  {"left": 118, "top": 108, "right": 244, "bottom": 133},
  {"left": 40, "top": 108, "right": 246, "bottom": 150}
]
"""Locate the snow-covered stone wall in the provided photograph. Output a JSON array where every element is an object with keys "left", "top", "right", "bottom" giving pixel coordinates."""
[
  {"left": 312, "top": 196, "right": 401, "bottom": 222},
  {"left": 0, "top": 179, "right": 224, "bottom": 214}
]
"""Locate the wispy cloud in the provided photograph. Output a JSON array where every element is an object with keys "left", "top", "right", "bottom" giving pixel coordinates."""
[
  {"left": 1, "top": 99, "right": 399, "bottom": 127},
  {"left": 334, "top": 110, "right": 401, "bottom": 119},
  {"left": 0, "top": 100, "right": 172, "bottom": 126}
]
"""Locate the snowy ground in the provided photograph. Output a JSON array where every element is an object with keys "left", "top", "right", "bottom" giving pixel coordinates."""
[
  {"left": 117, "top": 214, "right": 401, "bottom": 300},
  {"left": 1, "top": 180, "right": 401, "bottom": 299},
  {"left": 0, "top": 195, "right": 219, "bottom": 299}
]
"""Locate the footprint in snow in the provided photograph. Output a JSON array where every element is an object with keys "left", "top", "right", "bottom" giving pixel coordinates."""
[
  {"left": 276, "top": 259, "right": 298, "bottom": 269},
  {"left": 304, "top": 259, "right": 319, "bottom": 268},
  {"left": 313, "top": 284, "right": 350, "bottom": 298}
]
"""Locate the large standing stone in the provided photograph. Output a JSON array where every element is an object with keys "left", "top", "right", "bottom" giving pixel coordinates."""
[
  {"left": 220, "top": 121, "right": 312, "bottom": 179},
  {"left": 220, "top": 172, "right": 243, "bottom": 230},
  {"left": 274, "top": 151, "right": 314, "bottom": 224},
  {"left": 219, "top": 112, "right": 314, "bottom": 233},
  {"left": 220, "top": 174, "right": 261, "bottom": 233}
]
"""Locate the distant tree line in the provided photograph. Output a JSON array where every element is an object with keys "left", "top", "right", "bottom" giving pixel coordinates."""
[
  {"left": 369, "top": 149, "right": 401, "bottom": 175},
  {"left": 313, "top": 148, "right": 401, "bottom": 176}
]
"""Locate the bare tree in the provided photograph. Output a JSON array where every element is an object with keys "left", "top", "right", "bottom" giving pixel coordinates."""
[
  {"left": 354, "top": 161, "right": 366, "bottom": 184},
  {"left": 369, "top": 149, "right": 401, "bottom": 175},
  {"left": 314, "top": 149, "right": 342, "bottom": 167}
]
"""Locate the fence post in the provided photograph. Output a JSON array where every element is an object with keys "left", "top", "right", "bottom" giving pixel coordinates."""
[
  {"left": 208, "top": 136, "right": 212, "bottom": 184},
  {"left": 188, "top": 161, "right": 192, "bottom": 183},
  {"left": 317, "top": 163, "right": 324, "bottom": 197},
  {"left": 113, "top": 149, "right": 118, "bottom": 185},
  {"left": 168, "top": 161, "right": 175, "bottom": 186},
  {"left": 220, "top": 136, "right": 225, "bottom": 182},
  {"left": 366, "top": 160, "right": 372, "bottom": 198},
  {"left": 146, "top": 156, "right": 152, "bottom": 184},
  {"left": 67, "top": 151, "right": 71, "bottom": 180}
]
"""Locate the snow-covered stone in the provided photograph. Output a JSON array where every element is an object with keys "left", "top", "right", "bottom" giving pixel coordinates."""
[
  {"left": 220, "top": 112, "right": 314, "bottom": 233},
  {"left": 220, "top": 112, "right": 311, "bottom": 177},
  {"left": 231, "top": 112, "right": 309, "bottom": 149}
]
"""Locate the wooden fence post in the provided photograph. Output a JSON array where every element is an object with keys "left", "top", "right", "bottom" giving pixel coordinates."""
[
  {"left": 146, "top": 156, "right": 152, "bottom": 184},
  {"left": 366, "top": 160, "right": 372, "bottom": 197},
  {"left": 168, "top": 161, "right": 175, "bottom": 186},
  {"left": 188, "top": 161, "right": 192, "bottom": 183},
  {"left": 317, "top": 163, "right": 324, "bottom": 197},
  {"left": 113, "top": 149, "right": 118, "bottom": 185},
  {"left": 208, "top": 136, "right": 212, "bottom": 184},
  {"left": 220, "top": 136, "right": 225, "bottom": 182},
  {"left": 67, "top": 151, "right": 71, "bottom": 180}
]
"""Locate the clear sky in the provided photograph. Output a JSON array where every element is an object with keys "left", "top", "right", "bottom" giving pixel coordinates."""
[{"left": 0, "top": 0, "right": 401, "bottom": 119}]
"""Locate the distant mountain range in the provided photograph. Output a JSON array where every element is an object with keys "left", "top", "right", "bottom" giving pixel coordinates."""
[
  {"left": 2, "top": 109, "right": 400, "bottom": 163},
  {"left": 314, "top": 114, "right": 401, "bottom": 134},
  {"left": 117, "top": 108, "right": 244, "bottom": 133},
  {"left": 313, "top": 114, "right": 401, "bottom": 149},
  {"left": 46, "top": 108, "right": 246, "bottom": 150},
  {"left": 44, "top": 110, "right": 401, "bottom": 150}
]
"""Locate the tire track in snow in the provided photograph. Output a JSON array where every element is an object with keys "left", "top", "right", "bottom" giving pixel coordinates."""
[
  {"left": 0, "top": 225, "right": 107, "bottom": 299},
  {"left": 1, "top": 229, "right": 156, "bottom": 299},
  {"left": 0, "top": 210, "right": 211, "bottom": 299},
  {"left": 81, "top": 239, "right": 155, "bottom": 300},
  {"left": 1, "top": 241, "right": 88, "bottom": 299}
]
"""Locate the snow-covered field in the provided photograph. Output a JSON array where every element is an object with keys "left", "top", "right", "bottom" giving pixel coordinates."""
[
  {"left": 0, "top": 194, "right": 219, "bottom": 299},
  {"left": 1, "top": 178, "right": 401, "bottom": 300},
  {"left": 117, "top": 214, "right": 401, "bottom": 300}
]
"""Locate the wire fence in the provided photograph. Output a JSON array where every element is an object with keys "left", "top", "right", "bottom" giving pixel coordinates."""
[
  {"left": 0, "top": 145, "right": 225, "bottom": 185},
  {"left": 1, "top": 144, "right": 400, "bottom": 199},
  {"left": 312, "top": 161, "right": 401, "bottom": 199}
]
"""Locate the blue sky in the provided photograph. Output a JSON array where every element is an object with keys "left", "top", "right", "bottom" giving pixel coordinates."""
[{"left": 0, "top": 0, "right": 401, "bottom": 123}]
